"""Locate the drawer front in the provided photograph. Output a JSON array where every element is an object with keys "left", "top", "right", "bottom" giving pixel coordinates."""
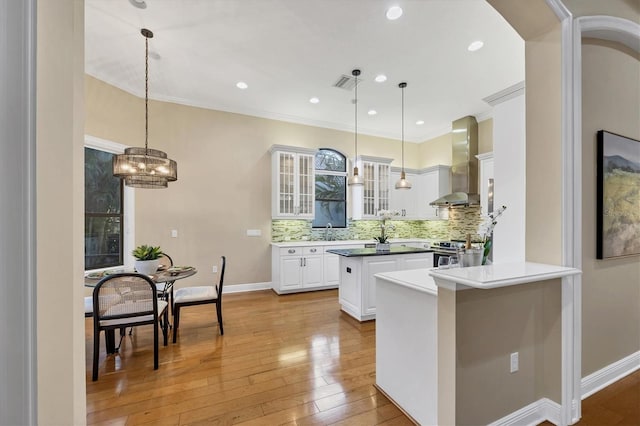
[
  {"left": 303, "top": 246, "right": 322, "bottom": 256},
  {"left": 280, "top": 247, "right": 301, "bottom": 256}
]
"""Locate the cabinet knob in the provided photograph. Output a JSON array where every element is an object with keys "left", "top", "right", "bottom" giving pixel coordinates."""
[{"left": 288, "top": 249, "right": 296, "bottom": 254}]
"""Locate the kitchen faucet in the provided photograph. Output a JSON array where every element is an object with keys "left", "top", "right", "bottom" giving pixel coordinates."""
[{"left": 325, "top": 223, "right": 333, "bottom": 241}]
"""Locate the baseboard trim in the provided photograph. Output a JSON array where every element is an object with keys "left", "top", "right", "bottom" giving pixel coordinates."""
[
  {"left": 582, "top": 350, "right": 640, "bottom": 399},
  {"left": 489, "top": 398, "right": 560, "bottom": 426},
  {"left": 488, "top": 398, "right": 560, "bottom": 426},
  {"left": 222, "top": 282, "right": 272, "bottom": 294}
]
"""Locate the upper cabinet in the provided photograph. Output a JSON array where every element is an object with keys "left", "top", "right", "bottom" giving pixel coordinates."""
[
  {"left": 390, "top": 169, "right": 421, "bottom": 218},
  {"left": 476, "top": 152, "right": 494, "bottom": 217},
  {"left": 352, "top": 156, "right": 392, "bottom": 219},
  {"left": 389, "top": 165, "right": 450, "bottom": 220},
  {"left": 421, "top": 165, "right": 450, "bottom": 220},
  {"left": 271, "top": 145, "right": 316, "bottom": 219}
]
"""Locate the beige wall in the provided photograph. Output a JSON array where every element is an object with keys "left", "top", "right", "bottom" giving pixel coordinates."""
[
  {"left": 86, "top": 76, "right": 425, "bottom": 287},
  {"left": 438, "top": 280, "right": 562, "bottom": 424},
  {"left": 524, "top": 24, "right": 564, "bottom": 263},
  {"left": 563, "top": 0, "right": 640, "bottom": 20},
  {"left": 581, "top": 39, "right": 640, "bottom": 376},
  {"left": 37, "top": 0, "right": 86, "bottom": 424}
]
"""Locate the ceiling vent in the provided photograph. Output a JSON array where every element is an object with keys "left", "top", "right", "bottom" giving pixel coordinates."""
[{"left": 333, "top": 74, "right": 360, "bottom": 91}]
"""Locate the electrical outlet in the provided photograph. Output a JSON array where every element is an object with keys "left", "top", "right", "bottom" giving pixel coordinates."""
[
  {"left": 212, "top": 265, "right": 218, "bottom": 273},
  {"left": 510, "top": 352, "right": 519, "bottom": 373},
  {"left": 171, "top": 229, "right": 178, "bottom": 238}
]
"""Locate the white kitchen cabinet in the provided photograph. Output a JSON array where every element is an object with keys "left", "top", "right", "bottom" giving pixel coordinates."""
[
  {"left": 477, "top": 152, "right": 494, "bottom": 216},
  {"left": 272, "top": 246, "right": 324, "bottom": 293},
  {"left": 336, "top": 251, "right": 434, "bottom": 321},
  {"left": 352, "top": 156, "right": 392, "bottom": 219},
  {"left": 390, "top": 169, "right": 421, "bottom": 219},
  {"left": 271, "top": 145, "right": 316, "bottom": 219},
  {"left": 421, "top": 165, "right": 450, "bottom": 220}
]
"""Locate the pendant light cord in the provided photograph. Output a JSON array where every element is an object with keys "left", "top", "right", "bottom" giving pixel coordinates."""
[
  {"left": 401, "top": 83, "right": 404, "bottom": 171},
  {"left": 354, "top": 72, "right": 358, "bottom": 159},
  {"left": 145, "top": 34, "right": 149, "bottom": 155}
]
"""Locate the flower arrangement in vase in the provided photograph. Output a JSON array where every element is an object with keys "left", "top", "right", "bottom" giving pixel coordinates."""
[
  {"left": 477, "top": 205, "right": 507, "bottom": 265},
  {"left": 374, "top": 210, "right": 400, "bottom": 251}
]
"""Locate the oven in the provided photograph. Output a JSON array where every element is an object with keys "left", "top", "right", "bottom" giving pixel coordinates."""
[{"left": 430, "top": 241, "right": 464, "bottom": 267}]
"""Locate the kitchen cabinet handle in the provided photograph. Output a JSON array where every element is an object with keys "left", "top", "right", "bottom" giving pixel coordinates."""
[
  {"left": 288, "top": 249, "right": 296, "bottom": 254},
  {"left": 310, "top": 248, "right": 317, "bottom": 253},
  {"left": 303, "top": 258, "right": 306, "bottom": 266}
]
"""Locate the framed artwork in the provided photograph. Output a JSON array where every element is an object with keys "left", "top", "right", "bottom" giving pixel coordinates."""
[{"left": 596, "top": 130, "right": 640, "bottom": 259}]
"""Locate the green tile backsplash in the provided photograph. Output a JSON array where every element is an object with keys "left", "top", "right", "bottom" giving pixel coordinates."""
[{"left": 271, "top": 206, "right": 484, "bottom": 242}]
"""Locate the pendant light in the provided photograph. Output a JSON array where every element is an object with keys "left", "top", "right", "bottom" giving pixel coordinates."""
[
  {"left": 395, "top": 82, "right": 412, "bottom": 190},
  {"left": 113, "top": 28, "right": 177, "bottom": 188},
  {"left": 347, "top": 69, "right": 364, "bottom": 186}
]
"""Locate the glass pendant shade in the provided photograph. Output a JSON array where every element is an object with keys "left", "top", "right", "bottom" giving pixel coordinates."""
[
  {"left": 348, "top": 166, "right": 364, "bottom": 186},
  {"left": 348, "top": 69, "right": 364, "bottom": 186},
  {"left": 395, "top": 81, "right": 411, "bottom": 190},
  {"left": 395, "top": 170, "right": 413, "bottom": 189},
  {"left": 113, "top": 28, "right": 177, "bottom": 189}
]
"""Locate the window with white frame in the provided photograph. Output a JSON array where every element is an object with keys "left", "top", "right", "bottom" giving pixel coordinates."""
[
  {"left": 84, "top": 137, "right": 134, "bottom": 271},
  {"left": 312, "top": 148, "right": 347, "bottom": 228}
]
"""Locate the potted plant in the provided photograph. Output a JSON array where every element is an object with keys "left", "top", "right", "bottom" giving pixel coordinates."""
[
  {"left": 132, "top": 244, "right": 163, "bottom": 275},
  {"left": 375, "top": 210, "right": 399, "bottom": 251}
]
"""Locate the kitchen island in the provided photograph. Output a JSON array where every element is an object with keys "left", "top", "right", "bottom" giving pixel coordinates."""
[
  {"left": 375, "top": 262, "right": 581, "bottom": 425},
  {"left": 326, "top": 247, "right": 433, "bottom": 321}
]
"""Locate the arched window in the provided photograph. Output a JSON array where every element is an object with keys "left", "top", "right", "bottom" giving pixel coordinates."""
[{"left": 313, "top": 148, "right": 347, "bottom": 228}]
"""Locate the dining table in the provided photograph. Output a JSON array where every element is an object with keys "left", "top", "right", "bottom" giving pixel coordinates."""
[{"left": 85, "top": 266, "right": 198, "bottom": 353}]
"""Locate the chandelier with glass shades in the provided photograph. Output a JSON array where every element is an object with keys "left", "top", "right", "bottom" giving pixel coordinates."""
[{"left": 113, "top": 28, "right": 177, "bottom": 188}]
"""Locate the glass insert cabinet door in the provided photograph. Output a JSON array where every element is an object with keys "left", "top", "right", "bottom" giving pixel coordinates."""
[
  {"left": 362, "top": 161, "right": 390, "bottom": 217},
  {"left": 272, "top": 147, "right": 316, "bottom": 219}
]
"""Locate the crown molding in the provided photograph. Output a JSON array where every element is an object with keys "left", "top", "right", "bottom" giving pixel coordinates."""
[{"left": 482, "top": 81, "right": 525, "bottom": 107}]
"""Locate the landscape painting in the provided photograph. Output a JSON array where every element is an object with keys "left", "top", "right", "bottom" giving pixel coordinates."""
[{"left": 597, "top": 130, "right": 640, "bottom": 259}]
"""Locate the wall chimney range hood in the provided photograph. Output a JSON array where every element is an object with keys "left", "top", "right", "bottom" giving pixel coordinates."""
[{"left": 430, "top": 116, "right": 480, "bottom": 207}]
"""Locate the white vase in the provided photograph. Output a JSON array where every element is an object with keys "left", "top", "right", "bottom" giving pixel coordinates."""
[
  {"left": 134, "top": 259, "right": 160, "bottom": 275},
  {"left": 376, "top": 243, "right": 391, "bottom": 252}
]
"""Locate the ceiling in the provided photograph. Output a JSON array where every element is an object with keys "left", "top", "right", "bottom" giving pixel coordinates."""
[{"left": 85, "top": 0, "right": 524, "bottom": 143}]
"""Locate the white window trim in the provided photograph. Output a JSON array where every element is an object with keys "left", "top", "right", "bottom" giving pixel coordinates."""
[{"left": 84, "top": 135, "right": 135, "bottom": 271}]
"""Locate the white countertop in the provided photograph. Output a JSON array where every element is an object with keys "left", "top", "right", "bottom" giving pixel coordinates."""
[
  {"left": 271, "top": 238, "right": 432, "bottom": 248},
  {"left": 428, "top": 261, "right": 581, "bottom": 290},
  {"left": 375, "top": 269, "right": 438, "bottom": 296}
]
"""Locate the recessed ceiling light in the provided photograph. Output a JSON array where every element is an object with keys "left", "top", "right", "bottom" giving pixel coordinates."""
[
  {"left": 416, "top": 120, "right": 424, "bottom": 125},
  {"left": 386, "top": 6, "right": 403, "bottom": 20},
  {"left": 309, "top": 97, "right": 320, "bottom": 104},
  {"left": 236, "top": 81, "right": 248, "bottom": 90},
  {"left": 129, "top": 0, "right": 147, "bottom": 9},
  {"left": 368, "top": 109, "right": 377, "bottom": 116},
  {"left": 374, "top": 74, "right": 387, "bottom": 83},
  {"left": 468, "top": 40, "right": 484, "bottom": 52}
]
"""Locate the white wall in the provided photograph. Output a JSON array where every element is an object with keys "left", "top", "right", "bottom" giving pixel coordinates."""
[{"left": 492, "top": 92, "right": 526, "bottom": 263}]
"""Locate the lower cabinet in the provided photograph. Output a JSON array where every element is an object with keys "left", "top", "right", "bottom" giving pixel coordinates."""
[
  {"left": 338, "top": 252, "right": 434, "bottom": 321},
  {"left": 273, "top": 246, "right": 324, "bottom": 293}
]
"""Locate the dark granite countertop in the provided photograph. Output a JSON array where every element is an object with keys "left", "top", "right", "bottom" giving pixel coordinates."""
[{"left": 326, "top": 247, "right": 434, "bottom": 257}]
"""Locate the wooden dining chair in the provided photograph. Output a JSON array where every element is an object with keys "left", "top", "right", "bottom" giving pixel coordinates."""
[
  {"left": 92, "top": 273, "right": 169, "bottom": 381},
  {"left": 172, "top": 256, "right": 226, "bottom": 343}
]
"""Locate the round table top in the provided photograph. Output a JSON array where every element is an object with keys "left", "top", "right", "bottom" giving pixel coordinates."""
[{"left": 84, "top": 267, "right": 197, "bottom": 287}]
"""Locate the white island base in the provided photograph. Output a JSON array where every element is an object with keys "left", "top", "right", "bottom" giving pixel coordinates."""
[{"left": 329, "top": 249, "right": 433, "bottom": 321}]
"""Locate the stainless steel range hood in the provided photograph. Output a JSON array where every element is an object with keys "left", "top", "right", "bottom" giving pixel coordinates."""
[{"left": 430, "top": 116, "right": 480, "bottom": 207}]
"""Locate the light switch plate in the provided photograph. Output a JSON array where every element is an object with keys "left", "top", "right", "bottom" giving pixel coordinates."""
[
  {"left": 171, "top": 229, "right": 178, "bottom": 238},
  {"left": 247, "top": 229, "right": 262, "bottom": 237}
]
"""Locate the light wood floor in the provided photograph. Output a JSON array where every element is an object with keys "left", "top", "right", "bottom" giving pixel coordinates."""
[
  {"left": 86, "top": 289, "right": 413, "bottom": 425},
  {"left": 86, "top": 289, "right": 640, "bottom": 425}
]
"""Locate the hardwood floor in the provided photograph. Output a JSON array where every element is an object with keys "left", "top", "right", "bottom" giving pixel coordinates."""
[
  {"left": 85, "top": 289, "right": 413, "bottom": 425},
  {"left": 86, "top": 289, "right": 640, "bottom": 425}
]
